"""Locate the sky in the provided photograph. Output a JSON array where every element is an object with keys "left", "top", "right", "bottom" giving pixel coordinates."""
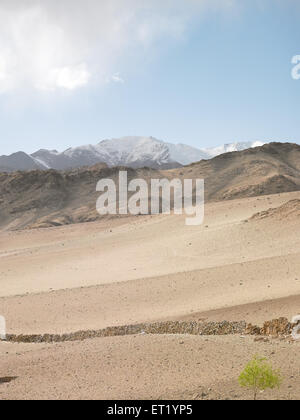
[{"left": 0, "top": 0, "right": 300, "bottom": 156}]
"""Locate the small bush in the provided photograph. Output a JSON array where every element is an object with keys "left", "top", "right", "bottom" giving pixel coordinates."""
[{"left": 239, "top": 356, "right": 282, "bottom": 400}]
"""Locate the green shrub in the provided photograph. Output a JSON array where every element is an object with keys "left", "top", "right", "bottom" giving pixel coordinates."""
[{"left": 239, "top": 356, "right": 282, "bottom": 400}]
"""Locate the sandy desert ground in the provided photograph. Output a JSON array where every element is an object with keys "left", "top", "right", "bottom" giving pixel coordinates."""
[{"left": 0, "top": 191, "right": 300, "bottom": 400}]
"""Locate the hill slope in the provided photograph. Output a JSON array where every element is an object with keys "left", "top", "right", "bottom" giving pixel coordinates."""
[
  {"left": 0, "top": 142, "right": 299, "bottom": 230},
  {"left": 173, "top": 142, "right": 300, "bottom": 201},
  {"left": 250, "top": 199, "right": 300, "bottom": 221}
]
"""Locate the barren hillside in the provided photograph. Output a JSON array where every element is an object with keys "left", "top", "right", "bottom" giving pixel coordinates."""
[
  {"left": 0, "top": 142, "right": 299, "bottom": 230},
  {"left": 173, "top": 142, "right": 300, "bottom": 201}
]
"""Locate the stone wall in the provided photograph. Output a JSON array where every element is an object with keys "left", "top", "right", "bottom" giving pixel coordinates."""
[
  {"left": 5, "top": 321, "right": 247, "bottom": 344},
  {"left": 3, "top": 318, "right": 298, "bottom": 344}
]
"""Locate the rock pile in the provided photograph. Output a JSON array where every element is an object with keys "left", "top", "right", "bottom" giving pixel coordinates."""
[{"left": 246, "top": 317, "right": 296, "bottom": 337}]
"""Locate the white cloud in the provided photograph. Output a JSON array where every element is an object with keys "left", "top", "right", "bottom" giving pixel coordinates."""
[
  {"left": 40, "top": 64, "right": 90, "bottom": 91},
  {"left": 107, "top": 73, "right": 125, "bottom": 84},
  {"left": 0, "top": 0, "right": 238, "bottom": 95}
]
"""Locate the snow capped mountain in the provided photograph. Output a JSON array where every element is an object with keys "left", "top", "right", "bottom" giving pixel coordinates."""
[
  {"left": 92, "top": 137, "right": 209, "bottom": 168},
  {"left": 32, "top": 136, "right": 207, "bottom": 170},
  {"left": 166, "top": 141, "right": 210, "bottom": 165},
  {"left": 31, "top": 150, "right": 59, "bottom": 169},
  {"left": 203, "top": 141, "right": 265, "bottom": 158},
  {"left": 99, "top": 137, "right": 170, "bottom": 166},
  {"left": 1, "top": 137, "right": 267, "bottom": 172}
]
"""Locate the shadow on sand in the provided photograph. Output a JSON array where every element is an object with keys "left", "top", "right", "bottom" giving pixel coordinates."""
[{"left": 0, "top": 377, "right": 18, "bottom": 385}]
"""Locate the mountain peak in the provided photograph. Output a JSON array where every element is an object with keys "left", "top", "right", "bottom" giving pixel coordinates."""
[{"left": 0, "top": 137, "right": 287, "bottom": 173}]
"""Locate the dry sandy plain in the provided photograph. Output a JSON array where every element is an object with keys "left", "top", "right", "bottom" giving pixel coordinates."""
[{"left": 0, "top": 191, "right": 300, "bottom": 400}]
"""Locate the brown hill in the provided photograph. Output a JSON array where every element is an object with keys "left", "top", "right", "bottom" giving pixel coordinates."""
[
  {"left": 0, "top": 166, "right": 162, "bottom": 230},
  {"left": 173, "top": 142, "right": 300, "bottom": 201},
  {"left": 0, "top": 142, "right": 299, "bottom": 230}
]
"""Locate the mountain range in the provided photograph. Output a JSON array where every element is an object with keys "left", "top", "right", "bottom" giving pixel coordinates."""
[
  {"left": 1, "top": 142, "right": 299, "bottom": 230},
  {"left": 0, "top": 137, "right": 265, "bottom": 172}
]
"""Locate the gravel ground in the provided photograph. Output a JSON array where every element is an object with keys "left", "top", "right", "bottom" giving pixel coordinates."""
[{"left": 0, "top": 334, "right": 299, "bottom": 400}]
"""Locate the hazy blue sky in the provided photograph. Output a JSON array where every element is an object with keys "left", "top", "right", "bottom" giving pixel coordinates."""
[{"left": 0, "top": 0, "right": 299, "bottom": 155}]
